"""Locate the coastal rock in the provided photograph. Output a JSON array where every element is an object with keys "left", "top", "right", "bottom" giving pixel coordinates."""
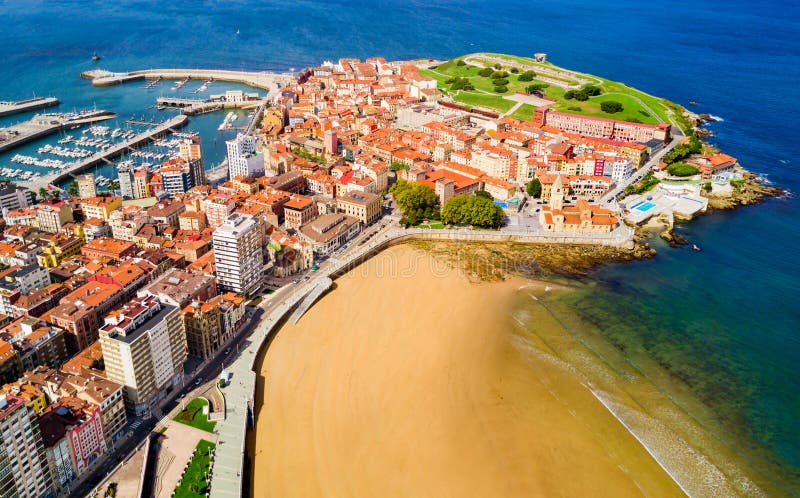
[
  {"left": 409, "top": 239, "right": 655, "bottom": 280},
  {"left": 704, "top": 171, "right": 783, "bottom": 210}
]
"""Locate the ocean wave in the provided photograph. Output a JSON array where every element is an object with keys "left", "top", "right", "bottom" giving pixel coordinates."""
[{"left": 707, "top": 114, "right": 724, "bottom": 122}]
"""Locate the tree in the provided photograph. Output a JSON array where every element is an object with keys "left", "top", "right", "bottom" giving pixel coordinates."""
[
  {"left": 600, "top": 100, "right": 624, "bottom": 113},
  {"left": 390, "top": 161, "right": 409, "bottom": 172},
  {"left": 493, "top": 85, "right": 508, "bottom": 94},
  {"left": 492, "top": 78, "right": 509, "bottom": 86},
  {"left": 475, "top": 190, "right": 493, "bottom": 200},
  {"left": 666, "top": 162, "right": 699, "bottom": 177},
  {"left": 703, "top": 182, "right": 713, "bottom": 192},
  {"left": 390, "top": 179, "right": 439, "bottom": 220},
  {"left": 441, "top": 195, "right": 504, "bottom": 229},
  {"left": 582, "top": 85, "right": 602, "bottom": 96},
  {"left": 456, "top": 59, "right": 466, "bottom": 66},
  {"left": 525, "top": 82, "right": 548, "bottom": 94},
  {"left": 510, "top": 67, "right": 519, "bottom": 74},
  {"left": 494, "top": 63, "right": 502, "bottom": 69},
  {"left": 517, "top": 70, "right": 536, "bottom": 81},
  {"left": 491, "top": 70, "right": 509, "bottom": 79},
  {"left": 526, "top": 178, "right": 542, "bottom": 198},
  {"left": 67, "top": 181, "right": 79, "bottom": 197},
  {"left": 478, "top": 67, "right": 494, "bottom": 77},
  {"left": 107, "top": 180, "right": 119, "bottom": 192},
  {"left": 38, "top": 187, "right": 48, "bottom": 201}
]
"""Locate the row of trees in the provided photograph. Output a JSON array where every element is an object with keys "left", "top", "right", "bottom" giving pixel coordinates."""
[
  {"left": 441, "top": 194, "right": 504, "bottom": 229},
  {"left": 664, "top": 134, "right": 702, "bottom": 163}
]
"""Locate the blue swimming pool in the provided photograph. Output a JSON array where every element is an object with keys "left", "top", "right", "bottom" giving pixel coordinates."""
[
  {"left": 494, "top": 201, "right": 509, "bottom": 208},
  {"left": 632, "top": 201, "right": 656, "bottom": 212}
]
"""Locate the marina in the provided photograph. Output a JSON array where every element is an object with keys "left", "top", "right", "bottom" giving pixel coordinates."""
[
  {"left": 0, "top": 109, "right": 115, "bottom": 154},
  {"left": 0, "top": 96, "right": 60, "bottom": 117},
  {"left": 18, "top": 113, "right": 188, "bottom": 191}
]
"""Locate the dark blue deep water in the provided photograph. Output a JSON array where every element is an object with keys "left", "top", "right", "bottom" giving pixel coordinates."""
[{"left": 1, "top": 0, "right": 798, "bottom": 493}]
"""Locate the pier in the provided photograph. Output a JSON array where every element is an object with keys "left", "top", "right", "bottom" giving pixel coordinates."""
[
  {"left": 156, "top": 96, "right": 264, "bottom": 116},
  {"left": 0, "top": 110, "right": 115, "bottom": 154},
  {"left": 81, "top": 68, "right": 293, "bottom": 92},
  {"left": 19, "top": 114, "right": 188, "bottom": 191},
  {"left": 0, "top": 97, "right": 60, "bottom": 118}
]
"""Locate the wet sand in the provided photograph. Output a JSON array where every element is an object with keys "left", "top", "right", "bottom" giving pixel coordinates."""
[{"left": 249, "top": 246, "right": 684, "bottom": 497}]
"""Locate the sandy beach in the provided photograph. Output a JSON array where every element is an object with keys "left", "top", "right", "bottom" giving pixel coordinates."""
[{"left": 248, "top": 245, "right": 684, "bottom": 497}]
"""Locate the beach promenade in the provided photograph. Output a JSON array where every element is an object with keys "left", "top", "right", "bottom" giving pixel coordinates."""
[{"left": 207, "top": 224, "right": 633, "bottom": 498}]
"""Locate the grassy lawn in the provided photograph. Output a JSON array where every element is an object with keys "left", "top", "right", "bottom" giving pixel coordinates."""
[
  {"left": 174, "top": 398, "right": 216, "bottom": 433},
  {"left": 173, "top": 439, "right": 215, "bottom": 498},
  {"left": 247, "top": 296, "right": 263, "bottom": 306},
  {"left": 510, "top": 103, "right": 535, "bottom": 121},
  {"left": 414, "top": 220, "right": 445, "bottom": 229},
  {"left": 424, "top": 54, "right": 680, "bottom": 126}
]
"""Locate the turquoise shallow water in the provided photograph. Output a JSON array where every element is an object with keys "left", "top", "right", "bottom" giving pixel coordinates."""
[{"left": 1, "top": 0, "right": 798, "bottom": 493}]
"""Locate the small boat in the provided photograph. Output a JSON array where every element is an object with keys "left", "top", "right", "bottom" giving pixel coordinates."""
[
  {"left": 236, "top": 29, "right": 240, "bottom": 35},
  {"left": 692, "top": 244, "right": 701, "bottom": 252},
  {"left": 92, "top": 52, "right": 101, "bottom": 62},
  {"left": 689, "top": 100, "right": 697, "bottom": 106}
]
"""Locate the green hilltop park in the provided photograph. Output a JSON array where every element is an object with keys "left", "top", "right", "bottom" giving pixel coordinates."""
[{"left": 420, "top": 53, "right": 684, "bottom": 127}]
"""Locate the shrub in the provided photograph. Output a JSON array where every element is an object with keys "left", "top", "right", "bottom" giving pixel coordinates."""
[
  {"left": 478, "top": 67, "right": 494, "bottom": 77},
  {"left": 525, "top": 82, "right": 548, "bottom": 94},
  {"left": 510, "top": 67, "right": 519, "bottom": 74},
  {"left": 666, "top": 162, "right": 699, "bottom": 177},
  {"left": 582, "top": 85, "right": 602, "bottom": 96},
  {"left": 638, "top": 110, "right": 651, "bottom": 117},
  {"left": 493, "top": 85, "right": 508, "bottom": 93},
  {"left": 703, "top": 182, "right": 713, "bottom": 192},
  {"left": 600, "top": 100, "right": 624, "bottom": 113},
  {"left": 518, "top": 70, "right": 536, "bottom": 81},
  {"left": 730, "top": 178, "right": 745, "bottom": 190},
  {"left": 567, "top": 105, "right": 582, "bottom": 111},
  {"left": 494, "top": 63, "right": 502, "bottom": 69},
  {"left": 456, "top": 59, "right": 466, "bottom": 66},
  {"left": 491, "top": 70, "right": 509, "bottom": 79},
  {"left": 492, "top": 78, "right": 509, "bottom": 86}
]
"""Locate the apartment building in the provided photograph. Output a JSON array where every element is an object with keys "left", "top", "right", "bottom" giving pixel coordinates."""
[{"left": 99, "top": 295, "right": 187, "bottom": 416}]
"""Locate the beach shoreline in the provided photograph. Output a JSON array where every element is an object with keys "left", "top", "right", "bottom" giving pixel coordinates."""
[{"left": 248, "top": 245, "right": 694, "bottom": 497}]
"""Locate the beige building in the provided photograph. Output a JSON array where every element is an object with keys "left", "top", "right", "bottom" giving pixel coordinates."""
[
  {"left": 283, "top": 195, "right": 316, "bottom": 229},
  {"left": 98, "top": 295, "right": 187, "bottom": 417},
  {"left": 36, "top": 200, "right": 74, "bottom": 234},
  {"left": 182, "top": 301, "right": 226, "bottom": 360},
  {"left": 336, "top": 191, "right": 381, "bottom": 225},
  {"left": 76, "top": 174, "right": 97, "bottom": 199}
]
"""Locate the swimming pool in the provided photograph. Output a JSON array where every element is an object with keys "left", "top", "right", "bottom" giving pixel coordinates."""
[
  {"left": 631, "top": 201, "right": 656, "bottom": 212},
  {"left": 494, "top": 201, "right": 509, "bottom": 208}
]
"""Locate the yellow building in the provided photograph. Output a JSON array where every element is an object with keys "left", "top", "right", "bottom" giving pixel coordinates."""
[
  {"left": 81, "top": 196, "right": 122, "bottom": 221},
  {"left": 36, "top": 235, "right": 85, "bottom": 268}
]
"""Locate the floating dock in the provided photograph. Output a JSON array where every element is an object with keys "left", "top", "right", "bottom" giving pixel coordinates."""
[
  {"left": 0, "top": 97, "right": 60, "bottom": 118},
  {"left": 0, "top": 110, "right": 115, "bottom": 154},
  {"left": 19, "top": 114, "right": 189, "bottom": 192}
]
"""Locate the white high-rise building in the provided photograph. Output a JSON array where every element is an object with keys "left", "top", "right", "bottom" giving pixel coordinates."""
[
  {"left": 226, "top": 133, "right": 264, "bottom": 179},
  {"left": 213, "top": 214, "right": 264, "bottom": 296},
  {"left": 0, "top": 395, "right": 53, "bottom": 498},
  {"left": 98, "top": 295, "right": 187, "bottom": 417}
]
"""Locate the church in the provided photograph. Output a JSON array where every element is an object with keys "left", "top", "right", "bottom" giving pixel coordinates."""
[{"left": 539, "top": 175, "right": 619, "bottom": 233}]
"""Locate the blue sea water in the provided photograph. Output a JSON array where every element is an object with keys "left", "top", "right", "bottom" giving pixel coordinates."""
[{"left": 1, "top": 0, "right": 798, "bottom": 493}]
